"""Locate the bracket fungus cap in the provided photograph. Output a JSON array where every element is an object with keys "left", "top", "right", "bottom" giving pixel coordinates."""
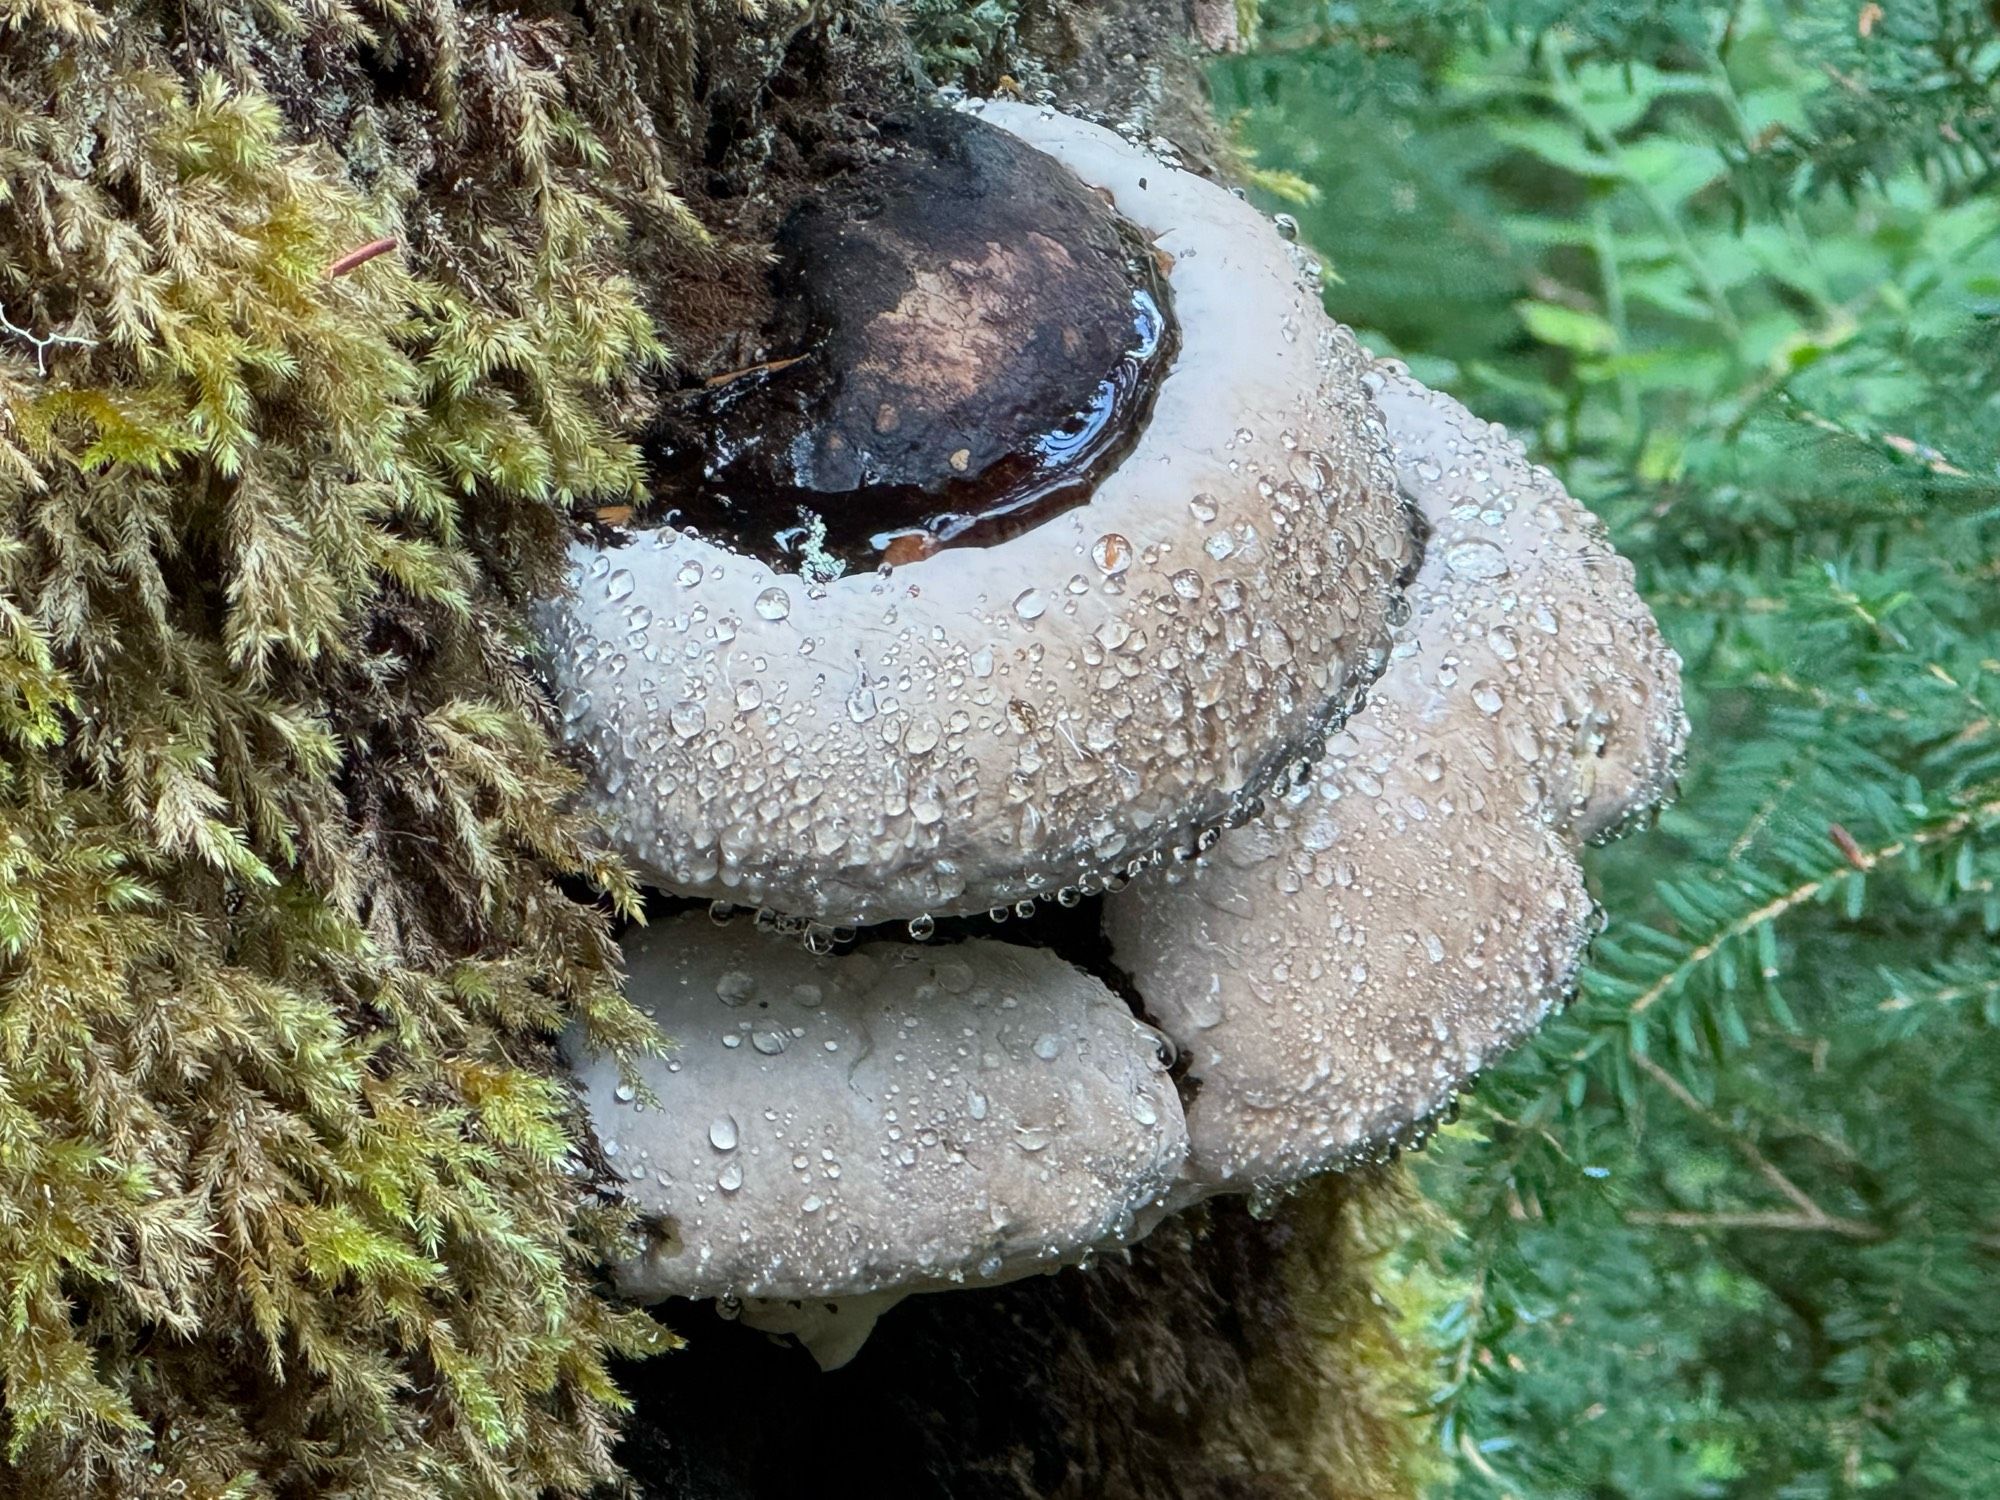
[
  {"left": 1105, "top": 363, "right": 1687, "bottom": 1194},
  {"left": 568, "top": 914, "right": 1188, "bottom": 1306},
  {"left": 538, "top": 103, "right": 1412, "bottom": 925}
]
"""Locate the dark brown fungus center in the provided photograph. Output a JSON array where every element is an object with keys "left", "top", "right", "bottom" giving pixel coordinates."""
[{"left": 641, "top": 109, "right": 1178, "bottom": 574}]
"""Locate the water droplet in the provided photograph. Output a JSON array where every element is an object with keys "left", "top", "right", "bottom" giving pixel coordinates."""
[
  {"left": 751, "top": 1028, "right": 790, "bottom": 1056},
  {"left": 606, "top": 568, "right": 635, "bottom": 602},
  {"left": 717, "top": 1160, "right": 744, "bottom": 1192},
  {"left": 754, "top": 586, "right": 791, "bottom": 620},
  {"left": 1170, "top": 569, "right": 1204, "bottom": 600},
  {"left": 1472, "top": 680, "right": 1505, "bottom": 715},
  {"left": 1013, "top": 588, "right": 1047, "bottom": 621},
  {"left": 676, "top": 560, "right": 703, "bottom": 588},
  {"left": 907, "top": 913, "right": 936, "bottom": 941},
  {"left": 613, "top": 1081, "right": 637, "bottom": 1103},
  {"left": 1091, "top": 533, "right": 1133, "bottom": 575},
  {"left": 1032, "top": 1032, "right": 1062, "bottom": 1061},
  {"left": 670, "top": 700, "right": 707, "bottom": 738},
  {"left": 1443, "top": 538, "right": 1509, "bottom": 580},
  {"left": 709, "top": 1115, "right": 739, "bottom": 1151}
]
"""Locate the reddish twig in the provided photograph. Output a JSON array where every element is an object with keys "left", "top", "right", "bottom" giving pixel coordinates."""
[{"left": 327, "top": 237, "right": 400, "bottom": 279}]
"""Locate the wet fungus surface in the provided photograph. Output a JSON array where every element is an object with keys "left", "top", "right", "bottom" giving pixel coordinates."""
[
  {"left": 540, "top": 101, "right": 1414, "bottom": 926},
  {"left": 572, "top": 913, "right": 1184, "bottom": 1306},
  {"left": 645, "top": 109, "right": 1179, "bottom": 572},
  {"left": 545, "top": 101, "right": 1687, "bottom": 1364},
  {"left": 1105, "top": 363, "right": 1686, "bottom": 1195}
]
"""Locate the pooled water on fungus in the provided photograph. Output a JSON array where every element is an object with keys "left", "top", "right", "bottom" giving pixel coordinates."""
[{"left": 536, "top": 104, "right": 1414, "bottom": 928}]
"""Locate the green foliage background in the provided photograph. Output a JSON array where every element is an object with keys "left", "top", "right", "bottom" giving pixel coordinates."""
[{"left": 1216, "top": 2, "right": 2000, "bottom": 1495}]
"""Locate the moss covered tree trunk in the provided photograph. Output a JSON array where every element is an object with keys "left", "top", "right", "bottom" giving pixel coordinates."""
[{"left": 0, "top": 2, "right": 1418, "bottom": 1494}]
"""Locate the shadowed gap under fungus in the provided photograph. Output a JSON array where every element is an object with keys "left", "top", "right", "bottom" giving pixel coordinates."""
[{"left": 608, "top": 1169, "right": 1419, "bottom": 1500}]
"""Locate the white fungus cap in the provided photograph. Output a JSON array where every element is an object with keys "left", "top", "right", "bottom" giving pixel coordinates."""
[
  {"left": 1105, "top": 362, "right": 1687, "bottom": 1194},
  {"left": 537, "top": 103, "right": 1412, "bottom": 926},
  {"left": 568, "top": 914, "right": 1188, "bottom": 1305}
]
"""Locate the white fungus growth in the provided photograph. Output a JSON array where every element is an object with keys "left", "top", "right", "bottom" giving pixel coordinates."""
[
  {"left": 535, "top": 102, "right": 1412, "bottom": 927},
  {"left": 552, "top": 105, "right": 1686, "bottom": 1363},
  {"left": 1103, "top": 362, "right": 1687, "bottom": 1193},
  {"left": 565, "top": 915, "right": 1186, "bottom": 1320}
]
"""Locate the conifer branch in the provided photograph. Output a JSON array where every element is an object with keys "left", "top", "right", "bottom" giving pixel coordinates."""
[
  {"left": 1625, "top": 795, "right": 2000, "bottom": 1019},
  {"left": 1630, "top": 1051, "right": 1880, "bottom": 1239}
]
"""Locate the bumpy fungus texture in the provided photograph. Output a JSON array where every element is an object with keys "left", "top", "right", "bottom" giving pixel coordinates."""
[
  {"left": 568, "top": 914, "right": 1185, "bottom": 1305},
  {"left": 564, "top": 105, "right": 1685, "bottom": 1370},
  {"left": 539, "top": 103, "right": 1414, "bottom": 926},
  {"left": 1105, "top": 364, "right": 1687, "bottom": 1193}
]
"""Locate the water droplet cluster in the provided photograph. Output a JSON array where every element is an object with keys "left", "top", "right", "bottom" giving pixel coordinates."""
[
  {"left": 567, "top": 914, "right": 1185, "bottom": 1303},
  {"left": 533, "top": 103, "right": 1413, "bottom": 928},
  {"left": 1103, "top": 362, "right": 1687, "bottom": 1193}
]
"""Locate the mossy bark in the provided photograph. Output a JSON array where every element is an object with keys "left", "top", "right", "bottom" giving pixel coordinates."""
[{"left": 0, "top": 1, "right": 1419, "bottom": 1495}]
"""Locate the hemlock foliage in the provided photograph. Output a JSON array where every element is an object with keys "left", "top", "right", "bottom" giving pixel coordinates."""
[{"left": 1219, "top": 3, "right": 2000, "bottom": 1495}]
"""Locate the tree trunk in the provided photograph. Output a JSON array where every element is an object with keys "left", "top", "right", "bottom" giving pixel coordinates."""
[{"left": 0, "top": 2, "right": 1420, "bottom": 1495}]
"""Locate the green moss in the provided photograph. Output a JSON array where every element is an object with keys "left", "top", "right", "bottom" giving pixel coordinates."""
[{"left": 0, "top": 2, "right": 694, "bottom": 1490}]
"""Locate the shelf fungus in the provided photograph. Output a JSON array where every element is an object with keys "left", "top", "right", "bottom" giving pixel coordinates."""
[
  {"left": 1104, "top": 364, "right": 1687, "bottom": 1193},
  {"left": 545, "top": 104, "right": 1685, "bottom": 1364},
  {"left": 538, "top": 103, "right": 1413, "bottom": 927},
  {"left": 567, "top": 914, "right": 1185, "bottom": 1366}
]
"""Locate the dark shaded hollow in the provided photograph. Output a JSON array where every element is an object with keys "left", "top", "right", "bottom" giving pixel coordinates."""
[
  {"left": 640, "top": 108, "right": 1179, "bottom": 573},
  {"left": 610, "top": 1175, "right": 1395, "bottom": 1500}
]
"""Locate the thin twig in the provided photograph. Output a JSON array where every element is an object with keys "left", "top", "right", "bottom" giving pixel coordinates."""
[
  {"left": 1632, "top": 1052, "right": 1859, "bottom": 1226},
  {"left": 0, "top": 301, "right": 96, "bottom": 376},
  {"left": 703, "top": 352, "right": 807, "bottom": 388},
  {"left": 1627, "top": 795, "right": 2000, "bottom": 1018},
  {"left": 1626, "top": 1210, "right": 1883, "bottom": 1239},
  {"left": 327, "top": 237, "right": 400, "bottom": 279}
]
